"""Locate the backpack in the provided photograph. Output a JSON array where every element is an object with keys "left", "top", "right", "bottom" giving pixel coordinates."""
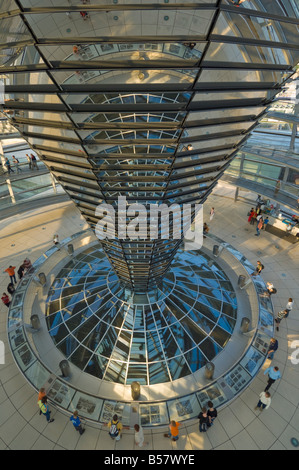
[{"left": 109, "top": 422, "right": 119, "bottom": 438}]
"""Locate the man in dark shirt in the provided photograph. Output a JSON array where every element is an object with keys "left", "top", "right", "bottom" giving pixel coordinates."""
[
  {"left": 198, "top": 407, "right": 210, "bottom": 432},
  {"left": 267, "top": 338, "right": 278, "bottom": 360},
  {"left": 207, "top": 401, "right": 218, "bottom": 427}
]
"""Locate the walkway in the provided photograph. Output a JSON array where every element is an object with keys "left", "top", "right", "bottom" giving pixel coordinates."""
[{"left": 0, "top": 182, "right": 298, "bottom": 450}]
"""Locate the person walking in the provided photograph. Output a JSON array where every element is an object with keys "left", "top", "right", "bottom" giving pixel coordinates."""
[
  {"left": 264, "top": 366, "right": 281, "bottom": 392},
  {"left": 4, "top": 158, "right": 14, "bottom": 174},
  {"left": 4, "top": 266, "right": 17, "bottom": 284},
  {"left": 53, "top": 234, "right": 59, "bottom": 246},
  {"left": 70, "top": 410, "right": 85, "bottom": 436},
  {"left": 255, "top": 391, "right": 271, "bottom": 411},
  {"left": 203, "top": 222, "right": 209, "bottom": 238},
  {"left": 285, "top": 298, "right": 293, "bottom": 318},
  {"left": 17, "top": 264, "right": 25, "bottom": 280},
  {"left": 250, "top": 209, "right": 257, "bottom": 225},
  {"left": 207, "top": 401, "right": 217, "bottom": 427},
  {"left": 23, "top": 258, "right": 32, "bottom": 271},
  {"left": 274, "top": 180, "right": 281, "bottom": 196},
  {"left": 251, "top": 260, "right": 264, "bottom": 276},
  {"left": 266, "top": 282, "right": 277, "bottom": 296},
  {"left": 263, "top": 217, "right": 269, "bottom": 230},
  {"left": 12, "top": 155, "right": 22, "bottom": 173},
  {"left": 209, "top": 207, "right": 215, "bottom": 221},
  {"left": 1, "top": 293, "right": 10, "bottom": 308},
  {"left": 108, "top": 414, "right": 122, "bottom": 441},
  {"left": 26, "top": 153, "right": 32, "bottom": 170},
  {"left": 80, "top": 11, "right": 89, "bottom": 20},
  {"left": 267, "top": 338, "right": 278, "bottom": 360},
  {"left": 134, "top": 424, "right": 147, "bottom": 448},
  {"left": 275, "top": 309, "right": 288, "bottom": 332},
  {"left": 31, "top": 154, "right": 39, "bottom": 170},
  {"left": 37, "top": 388, "right": 46, "bottom": 415},
  {"left": 247, "top": 208, "right": 254, "bottom": 224},
  {"left": 38, "top": 396, "right": 54, "bottom": 423},
  {"left": 198, "top": 407, "right": 210, "bottom": 433},
  {"left": 38, "top": 388, "right": 46, "bottom": 401},
  {"left": 7, "top": 283, "right": 15, "bottom": 296},
  {"left": 255, "top": 217, "right": 263, "bottom": 236},
  {"left": 164, "top": 420, "right": 181, "bottom": 441}
]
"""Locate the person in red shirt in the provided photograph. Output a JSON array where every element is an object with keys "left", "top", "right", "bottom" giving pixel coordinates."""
[
  {"left": 4, "top": 266, "right": 16, "bottom": 284},
  {"left": 1, "top": 293, "right": 10, "bottom": 308}
]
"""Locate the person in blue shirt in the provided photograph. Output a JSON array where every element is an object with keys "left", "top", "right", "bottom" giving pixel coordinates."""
[
  {"left": 70, "top": 410, "right": 85, "bottom": 435},
  {"left": 264, "top": 366, "right": 281, "bottom": 392},
  {"left": 263, "top": 217, "right": 269, "bottom": 230}
]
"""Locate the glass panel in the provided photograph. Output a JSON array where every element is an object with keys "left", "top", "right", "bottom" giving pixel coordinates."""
[
  {"left": 196, "top": 68, "right": 293, "bottom": 85},
  {"left": 24, "top": 10, "right": 214, "bottom": 39},
  {"left": 216, "top": 12, "right": 299, "bottom": 47},
  {"left": 205, "top": 41, "right": 298, "bottom": 66}
]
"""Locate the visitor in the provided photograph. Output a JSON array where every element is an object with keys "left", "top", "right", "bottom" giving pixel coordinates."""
[
  {"left": 266, "top": 282, "right": 277, "bottom": 296},
  {"left": 108, "top": 414, "right": 122, "bottom": 441},
  {"left": 275, "top": 309, "right": 288, "bottom": 332},
  {"left": 7, "top": 283, "right": 15, "bottom": 296},
  {"left": 53, "top": 234, "right": 59, "bottom": 246},
  {"left": 26, "top": 153, "right": 32, "bottom": 170},
  {"left": 164, "top": 420, "right": 181, "bottom": 441},
  {"left": 4, "top": 158, "right": 14, "bottom": 174},
  {"left": 31, "top": 154, "right": 39, "bottom": 170},
  {"left": 255, "top": 391, "right": 271, "bottom": 411},
  {"left": 203, "top": 222, "right": 209, "bottom": 238},
  {"left": 255, "top": 217, "right": 263, "bottom": 236},
  {"left": 23, "top": 258, "right": 32, "bottom": 271},
  {"left": 12, "top": 155, "right": 22, "bottom": 173},
  {"left": 1, "top": 293, "right": 10, "bottom": 308},
  {"left": 17, "top": 264, "right": 25, "bottom": 280},
  {"left": 70, "top": 410, "right": 85, "bottom": 436},
  {"left": 38, "top": 388, "right": 46, "bottom": 415},
  {"left": 198, "top": 407, "right": 209, "bottom": 433},
  {"left": 264, "top": 366, "right": 281, "bottom": 392},
  {"left": 210, "top": 207, "right": 215, "bottom": 221},
  {"left": 250, "top": 209, "right": 257, "bottom": 225},
  {"left": 263, "top": 217, "right": 269, "bottom": 230},
  {"left": 38, "top": 396, "right": 54, "bottom": 423},
  {"left": 80, "top": 11, "right": 89, "bottom": 20},
  {"left": 207, "top": 401, "right": 217, "bottom": 427},
  {"left": 4, "top": 265, "right": 17, "bottom": 284},
  {"left": 134, "top": 424, "right": 147, "bottom": 448},
  {"left": 285, "top": 298, "right": 293, "bottom": 318},
  {"left": 267, "top": 338, "right": 278, "bottom": 361},
  {"left": 251, "top": 260, "right": 264, "bottom": 276},
  {"left": 274, "top": 180, "right": 281, "bottom": 196},
  {"left": 247, "top": 208, "right": 254, "bottom": 224}
]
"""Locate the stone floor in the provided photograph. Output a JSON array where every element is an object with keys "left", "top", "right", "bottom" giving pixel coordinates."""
[{"left": 0, "top": 182, "right": 299, "bottom": 450}]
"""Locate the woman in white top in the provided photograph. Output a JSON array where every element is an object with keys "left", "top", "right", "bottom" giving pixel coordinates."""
[
  {"left": 286, "top": 298, "right": 293, "bottom": 317},
  {"left": 255, "top": 392, "right": 271, "bottom": 411},
  {"left": 134, "top": 424, "right": 147, "bottom": 448}
]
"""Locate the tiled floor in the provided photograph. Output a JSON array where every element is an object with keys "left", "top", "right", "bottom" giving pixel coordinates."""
[{"left": 0, "top": 182, "right": 299, "bottom": 450}]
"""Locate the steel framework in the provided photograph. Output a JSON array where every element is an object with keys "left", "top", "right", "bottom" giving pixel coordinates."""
[{"left": 1, "top": 0, "right": 299, "bottom": 291}]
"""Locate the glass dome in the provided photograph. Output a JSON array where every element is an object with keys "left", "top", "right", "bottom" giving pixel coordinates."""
[{"left": 46, "top": 246, "right": 237, "bottom": 385}]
